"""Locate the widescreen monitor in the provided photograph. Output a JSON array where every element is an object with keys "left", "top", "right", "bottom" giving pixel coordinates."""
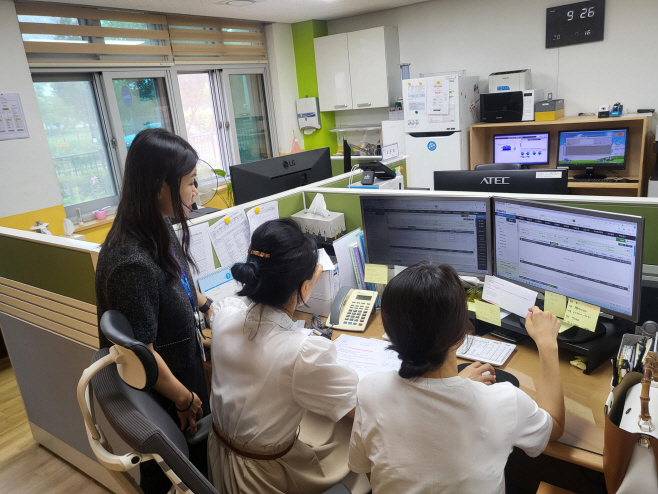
[
  {"left": 231, "top": 148, "right": 332, "bottom": 205},
  {"left": 493, "top": 197, "right": 644, "bottom": 323},
  {"left": 360, "top": 195, "right": 491, "bottom": 276},
  {"left": 434, "top": 169, "right": 568, "bottom": 195},
  {"left": 494, "top": 132, "right": 549, "bottom": 165},
  {"left": 557, "top": 128, "right": 628, "bottom": 178}
]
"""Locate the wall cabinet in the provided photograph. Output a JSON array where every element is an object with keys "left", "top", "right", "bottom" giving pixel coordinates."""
[{"left": 314, "top": 27, "right": 400, "bottom": 112}]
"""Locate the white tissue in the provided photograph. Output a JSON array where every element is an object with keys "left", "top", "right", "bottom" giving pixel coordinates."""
[
  {"left": 307, "top": 193, "right": 331, "bottom": 218},
  {"left": 63, "top": 218, "right": 75, "bottom": 236}
]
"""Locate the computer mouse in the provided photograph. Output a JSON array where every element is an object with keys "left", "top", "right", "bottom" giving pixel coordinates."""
[
  {"left": 457, "top": 363, "right": 520, "bottom": 388},
  {"left": 618, "top": 178, "right": 630, "bottom": 183}
]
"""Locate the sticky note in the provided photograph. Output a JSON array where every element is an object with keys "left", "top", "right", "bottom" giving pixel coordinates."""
[
  {"left": 475, "top": 300, "right": 501, "bottom": 327},
  {"left": 558, "top": 319, "right": 574, "bottom": 333},
  {"left": 364, "top": 264, "right": 388, "bottom": 284},
  {"left": 544, "top": 291, "right": 567, "bottom": 319},
  {"left": 467, "top": 301, "right": 476, "bottom": 312},
  {"left": 563, "top": 299, "right": 600, "bottom": 332}
]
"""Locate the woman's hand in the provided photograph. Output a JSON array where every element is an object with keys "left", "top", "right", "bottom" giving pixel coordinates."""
[
  {"left": 203, "top": 303, "right": 214, "bottom": 327},
  {"left": 459, "top": 361, "right": 496, "bottom": 385},
  {"left": 176, "top": 391, "right": 203, "bottom": 434},
  {"left": 525, "top": 306, "right": 560, "bottom": 351}
]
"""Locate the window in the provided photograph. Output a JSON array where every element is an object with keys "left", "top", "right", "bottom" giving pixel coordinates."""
[{"left": 33, "top": 76, "right": 119, "bottom": 216}]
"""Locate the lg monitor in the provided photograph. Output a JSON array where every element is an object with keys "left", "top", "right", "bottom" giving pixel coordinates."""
[
  {"left": 494, "top": 132, "right": 549, "bottom": 165},
  {"left": 493, "top": 197, "right": 644, "bottom": 339},
  {"left": 434, "top": 169, "right": 568, "bottom": 195},
  {"left": 360, "top": 195, "right": 491, "bottom": 276},
  {"left": 230, "top": 148, "right": 332, "bottom": 205},
  {"left": 557, "top": 128, "right": 629, "bottom": 179}
]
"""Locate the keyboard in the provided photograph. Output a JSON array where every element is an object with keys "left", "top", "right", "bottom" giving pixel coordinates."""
[{"left": 568, "top": 178, "right": 638, "bottom": 183}]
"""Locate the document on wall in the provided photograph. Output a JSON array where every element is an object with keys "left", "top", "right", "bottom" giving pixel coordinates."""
[
  {"left": 0, "top": 93, "right": 29, "bottom": 141},
  {"left": 247, "top": 201, "right": 279, "bottom": 237},
  {"left": 406, "top": 82, "right": 427, "bottom": 113},
  {"left": 482, "top": 275, "right": 538, "bottom": 318},
  {"left": 334, "top": 334, "right": 401, "bottom": 380},
  {"left": 185, "top": 222, "right": 216, "bottom": 279},
  {"left": 198, "top": 267, "right": 240, "bottom": 302},
  {"left": 208, "top": 210, "right": 250, "bottom": 267},
  {"left": 428, "top": 80, "right": 450, "bottom": 115}
]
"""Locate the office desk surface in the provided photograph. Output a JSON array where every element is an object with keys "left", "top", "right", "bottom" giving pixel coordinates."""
[{"left": 204, "top": 307, "right": 608, "bottom": 472}]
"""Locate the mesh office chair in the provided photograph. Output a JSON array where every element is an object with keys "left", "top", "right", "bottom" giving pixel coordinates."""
[
  {"left": 474, "top": 163, "right": 526, "bottom": 170},
  {"left": 78, "top": 311, "right": 352, "bottom": 494}
]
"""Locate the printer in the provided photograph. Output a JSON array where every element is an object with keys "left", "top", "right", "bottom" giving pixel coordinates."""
[{"left": 489, "top": 69, "right": 532, "bottom": 92}]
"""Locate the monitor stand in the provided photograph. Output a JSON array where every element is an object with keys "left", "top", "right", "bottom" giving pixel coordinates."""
[
  {"left": 573, "top": 167, "right": 607, "bottom": 180},
  {"left": 518, "top": 317, "right": 607, "bottom": 344}
]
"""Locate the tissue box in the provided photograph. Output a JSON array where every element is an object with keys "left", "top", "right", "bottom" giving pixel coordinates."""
[
  {"left": 297, "top": 249, "right": 340, "bottom": 317},
  {"left": 292, "top": 209, "right": 345, "bottom": 240}
]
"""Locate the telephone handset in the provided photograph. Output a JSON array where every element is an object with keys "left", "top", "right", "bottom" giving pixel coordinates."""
[{"left": 329, "top": 286, "right": 378, "bottom": 332}]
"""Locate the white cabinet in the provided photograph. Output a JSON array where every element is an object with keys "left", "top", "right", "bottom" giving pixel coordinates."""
[{"left": 314, "top": 27, "right": 400, "bottom": 112}]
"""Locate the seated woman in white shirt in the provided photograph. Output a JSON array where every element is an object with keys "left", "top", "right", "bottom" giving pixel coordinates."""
[
  {"left": 348, "top": 262, "right": 566, "bottom": 494},
  {"left": 208, "top": 218, "right": 362, "bottom": 494}
]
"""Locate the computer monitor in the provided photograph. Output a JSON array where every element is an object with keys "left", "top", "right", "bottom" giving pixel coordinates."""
[
  {"left": 230, "top": 148, "right": 332, "bottom": 205},
  {"left": 557, "top": 128, "right": 629, "bottom": 179},
  {"left": 493, "top": 197, "right": 644, "bottom": 325},
  {"left": 494, "top": 132, "right": 549, "bottom": 165},
  {"left": 434, "top": 169, "right": 568, "bottom": 195},
  {"left": 360, "top": 195, "right": 491, "bottom": 276}
]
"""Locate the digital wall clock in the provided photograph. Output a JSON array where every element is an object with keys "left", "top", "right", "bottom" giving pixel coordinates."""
[{"left": 546, "top": 0, "right": 605, "bottom": 48}]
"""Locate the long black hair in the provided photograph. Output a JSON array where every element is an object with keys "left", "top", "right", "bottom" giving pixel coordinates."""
[
  {"left": 381, "top": 262, "right": 472, "bottom": 379},
  {"left": 105, "top": 128, "right": 197, "bottom": 281},
  {"left": 231, "top": 218, "right": 318, "bottom": 308}
]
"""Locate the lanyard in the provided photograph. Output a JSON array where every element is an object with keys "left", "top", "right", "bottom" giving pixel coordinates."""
[{"left": 172, "top": 251, "right": 206, "bottom": 361}]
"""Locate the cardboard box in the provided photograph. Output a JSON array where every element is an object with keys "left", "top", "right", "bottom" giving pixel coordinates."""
[
  {"left": 292, "top": 208, "right": 345, "bottom": 239},
  {"left": 535, "top": 108, "right": 565, "bottom": 121}
]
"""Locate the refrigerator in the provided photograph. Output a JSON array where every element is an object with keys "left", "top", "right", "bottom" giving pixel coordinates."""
[{"left": 403, "top": 74, "right": 480, "bottom": 188}]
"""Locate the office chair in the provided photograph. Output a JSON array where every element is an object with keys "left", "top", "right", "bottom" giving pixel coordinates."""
[
  {"left": 77, "top": 311, "right": 352, "bottom": 494},
  {"left": 474, "top": 163, "right": 526, "bottom": 170}
]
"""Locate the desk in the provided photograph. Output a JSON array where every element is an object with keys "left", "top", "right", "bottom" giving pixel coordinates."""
[{"left": 203, "top": 308, "right": 608, "bottom": 472}]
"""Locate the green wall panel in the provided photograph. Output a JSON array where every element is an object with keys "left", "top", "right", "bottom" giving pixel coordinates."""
[{"left": 0, "top": 237, "right": 96, "bottom": 304}]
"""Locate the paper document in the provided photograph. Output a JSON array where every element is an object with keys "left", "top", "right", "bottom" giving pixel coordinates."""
[
  {"left": 318, "top": 248, "right": 334, "bottom": 271},
  {"left": 406, "top": 82, "right": 426, "bottom": 113},
  {"left": 334, "top": 334, "right": 400, "bottom": 380},
  {"left": 333, "top": 229, "right": 363, "bottom": 289},
  {"left": 186, "top": 223, "right": 216, "bottom": 279},
  {"left": 544, "top": 291, "right": 567, "bottom": 319},
  {"left": 246, "top": 201, "right": 279, "bottom": 237},
  {"left": 482, "top": 275, "right": 538, "bottom": 318},
  {"left": 198, "top": 267, "right": 240, "bottom": 301},
  {"left": 457, "top": 335, "right": 516, "bottom": 367},
  {"left": 563, "top": 299, "right": 600, "bottom": 332},
  {"left": 208, "top": 211, "right": 250, "bottom": 267},
  {"left": 0, "top": 93, "right": 29, "bottom": 141},
  {"left": 428, "top": 81, "right": 449, "bottom": 115}
]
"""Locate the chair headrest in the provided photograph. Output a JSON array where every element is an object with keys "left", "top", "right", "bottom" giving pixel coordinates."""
[{"left": 100, "top": 311, "right": 158, "bottom": 390}]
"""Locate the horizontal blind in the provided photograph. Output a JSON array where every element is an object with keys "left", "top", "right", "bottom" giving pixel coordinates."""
[
  {"left": 16, "top": 2, "right": 172, "bottom": 64},
  {"left": 166, "top": 14, "right": 266, "bottom": 63}
]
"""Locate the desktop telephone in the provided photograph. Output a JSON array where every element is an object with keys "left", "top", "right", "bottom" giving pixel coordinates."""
[{"left": 328, "top": 286, "right": 378, "bottom": 332}]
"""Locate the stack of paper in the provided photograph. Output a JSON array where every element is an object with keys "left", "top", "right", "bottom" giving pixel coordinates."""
[
  {"left": 333, "top": 334, "right": 401, "bottom": 380},
  {"left": 457, "top": 335, "right": 516, "bottom": 367}
]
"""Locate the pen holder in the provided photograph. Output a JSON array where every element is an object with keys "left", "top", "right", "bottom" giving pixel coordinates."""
[{"left": 95, "top": 209, "right": 107, "bottom": 220}]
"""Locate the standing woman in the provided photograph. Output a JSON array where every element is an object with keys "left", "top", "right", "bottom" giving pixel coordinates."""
[{"left": 96, "top": 128, "right": 213, "bottom": 494}]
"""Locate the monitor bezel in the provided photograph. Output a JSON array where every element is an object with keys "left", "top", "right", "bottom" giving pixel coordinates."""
[
  {"left": 360, "top": 194, "right": 493, "bottom": 277},
  {"left": 492, "top": 196, "right": 644, "bottom": 322},
  {"left": 556, "top": 127, "right": 630, "bottom": 170},
  {"left": 493, "top": 132, "right": 550, "bottom": 166}
]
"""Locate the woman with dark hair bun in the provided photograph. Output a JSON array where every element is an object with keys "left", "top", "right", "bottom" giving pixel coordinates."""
[
  {"left": 96, "top": 128, "right": 213, "bottom": 493},
  {"left": 348, "top": 262, "right": 566, "bottom": 493},
  {"left": 207, "top": 218, "right": 362, "bottom": 494}
]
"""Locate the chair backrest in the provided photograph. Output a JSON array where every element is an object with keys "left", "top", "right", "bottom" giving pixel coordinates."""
[
  {"left": 92, "top": 311, "right": 217, "bottom": 494},
  {"left": 474, "top": 163, "right": 525, "bottom": 171}
]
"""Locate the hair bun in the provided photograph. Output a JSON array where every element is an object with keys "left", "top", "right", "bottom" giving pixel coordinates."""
[
  {"left": 398, "top": 359, "right": 433, "bottom": 379},
  {"left": 231, "top": 262, "right": 258, "bottom": 285}
]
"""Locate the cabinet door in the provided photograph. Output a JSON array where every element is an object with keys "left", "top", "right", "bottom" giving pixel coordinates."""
[
  {"left": 347, "top": 27, "right": 389, "bottom": 110},
  {"left": 314, "top": 34, "right": 353, "bottom": 112}
]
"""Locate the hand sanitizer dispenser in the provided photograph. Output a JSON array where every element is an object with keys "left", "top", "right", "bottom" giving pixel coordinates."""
[{"left": 296, "top": 97, "right": 321, "bottom": 135}]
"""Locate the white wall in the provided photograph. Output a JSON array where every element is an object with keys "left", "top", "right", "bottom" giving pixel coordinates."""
[
  {"left": 0, "top": 0, "right": 62, "bottom": 218},
  {"left": 329, "top": 0, "right": 658, "bottom": 120},
  {"left": 265, "top": 23, "right": 305, "bottom": 154}
]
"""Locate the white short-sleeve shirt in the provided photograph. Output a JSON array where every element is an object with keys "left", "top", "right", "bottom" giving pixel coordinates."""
[
  {"left": 349, "top": 371, "right": 552, "bottom": 494},
  {"left": 210, "top": 298, "right": 358, "bottom": 447}
]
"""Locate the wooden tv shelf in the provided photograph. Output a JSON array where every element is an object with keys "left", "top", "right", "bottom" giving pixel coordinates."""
[{"left": 469, "top": 114, "right": 656, "bottom": 197}]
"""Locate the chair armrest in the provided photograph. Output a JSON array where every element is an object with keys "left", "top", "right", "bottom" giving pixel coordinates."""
[{"left": 184, "top": 414, "right": 213, "bottom": 445}]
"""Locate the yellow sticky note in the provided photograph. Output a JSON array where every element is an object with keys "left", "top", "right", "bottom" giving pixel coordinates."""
[
  {"left": 563, "top": 299, "right": 600, "bottom": 332},
  {"left": 558, "top": 319, "right": 574, "bottom": 333},
  {"left": 467, "top": 301, "right": 476, "bottom": 312},
  {"left": 544, "top": 291, "right": 567, "bottom": 319},
  {"left": 475, "top": 300, "right": 501, "bottom": 327},
  {"left": 364, "top": 264, "right": 388, "bottom": 284}
]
